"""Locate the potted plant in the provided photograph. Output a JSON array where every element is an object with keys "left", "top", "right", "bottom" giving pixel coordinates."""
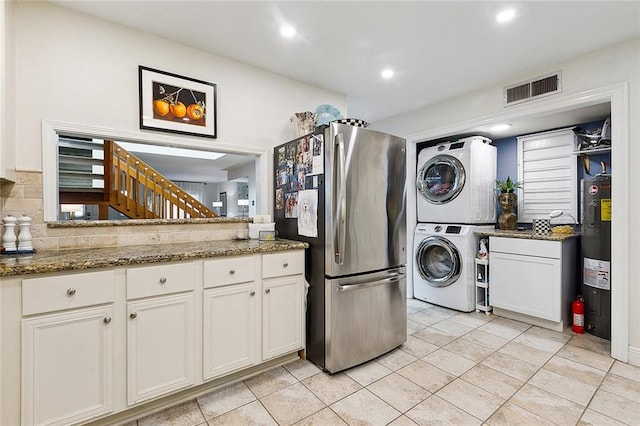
[
  {"left": 495, "top": 176, "right": 522, "bottom": 193},
  {"left": 495, "top": 176, "right": 521, "bottom": 230}
]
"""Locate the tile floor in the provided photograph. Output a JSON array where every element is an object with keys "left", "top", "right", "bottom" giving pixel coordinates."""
[{"left": 131, "top": 299, "right": 640, "bottom": 425}]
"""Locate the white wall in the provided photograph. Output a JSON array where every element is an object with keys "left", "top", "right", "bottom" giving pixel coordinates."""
[
  {"left": 0, "top": 0, "right": 15, "bottom": 182},
  {"left": 11, "top": 1, "right": 346, "bottom": 212},
  {"left": 228, "top": 162, "right": 258, "bottom": 217},
  {"left": 375, "top": 37, "right": 640, "bottom": 361}
]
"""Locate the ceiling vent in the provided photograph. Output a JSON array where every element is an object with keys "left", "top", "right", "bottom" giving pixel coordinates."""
[{"left": 503, "top": 71, "right": 562, "bottom": 106}]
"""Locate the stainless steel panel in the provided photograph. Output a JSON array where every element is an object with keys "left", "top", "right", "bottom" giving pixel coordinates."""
[
  {"left": 325, "top": 267, "right": 406, "bottom": 373},
  {"left": 325, "top": 123, "right": 406, "bottom": 277}
]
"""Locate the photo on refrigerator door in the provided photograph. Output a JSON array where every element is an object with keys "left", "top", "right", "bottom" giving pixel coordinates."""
[
  {"left": 284, "top": 192, "right": 298, "bottom": 218},
  {"left": 297, "top": 189, "right": 318, "bottom": 237},
  {"left": 310, "top": 134, "right": 324, "bottom": 175}
]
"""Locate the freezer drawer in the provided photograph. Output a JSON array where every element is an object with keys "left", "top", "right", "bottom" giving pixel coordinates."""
[{"left": 325, "top": 267, "right": 406, "bottom": 373}]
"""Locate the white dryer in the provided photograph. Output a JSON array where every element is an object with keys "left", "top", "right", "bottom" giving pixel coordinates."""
[
  {"left": 413, "top": 223, "right": 494, "bottom": 312},
  {"left": 417, "top": 136, "right": 496, "bottom": 224}
]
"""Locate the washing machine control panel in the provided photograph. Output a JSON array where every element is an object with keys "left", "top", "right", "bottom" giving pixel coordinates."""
[
  {"left": 445, "top": 226, "right": 462, "bottom": 234},
  {"left": 434, "top": 225, "right": 442, "bottom": 232}
]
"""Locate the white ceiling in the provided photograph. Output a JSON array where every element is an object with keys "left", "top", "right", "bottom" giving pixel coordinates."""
[
  {"left": 131, "top": 150, "right": 253, "bottom": 183},
  {"left": 52, "top": 0, "right": 640, "bottom": 124},
  {"left": 50, "top": 1, "right": 638, "bottom": 182}
]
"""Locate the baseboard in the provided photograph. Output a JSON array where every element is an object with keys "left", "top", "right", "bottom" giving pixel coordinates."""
[
  {"left": 87, "top": 352, "right": 300, "bottom": 426},
  {"left": 628, "top": 345, "right": 640, "bottom": 367},
  {"left": 493, "top": 307, "right": 564, "bottom": 332}
]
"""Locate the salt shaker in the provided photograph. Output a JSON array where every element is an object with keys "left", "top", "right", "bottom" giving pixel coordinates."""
[
  {"left": 17, "top": 215, "right": 33, "bottom": 251},
  {"left": 2, "top": 215, "right": 18, "bottom": 252}
]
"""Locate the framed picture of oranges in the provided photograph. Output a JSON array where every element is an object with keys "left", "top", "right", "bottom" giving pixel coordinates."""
[{"left": 139, "top": 66, "right": 217, "bottom": 138}]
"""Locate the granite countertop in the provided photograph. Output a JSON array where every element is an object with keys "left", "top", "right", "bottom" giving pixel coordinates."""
[
  {"left": 46, "top": 217, "right": 251, "bottom": 228},
  {"left": 0, "top": 239, "right": 308, "bottom": 277},
  {"left": 475, "top": 229, "right": 580, "bottom": 241}
]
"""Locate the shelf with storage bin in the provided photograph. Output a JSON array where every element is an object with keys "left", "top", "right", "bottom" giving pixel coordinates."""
[{"left": 475, "top": 257, "right": 491, "bottom": 314}]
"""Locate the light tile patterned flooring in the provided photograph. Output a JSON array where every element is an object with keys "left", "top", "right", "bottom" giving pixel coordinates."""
[{"left": 131, "top": 299, "right": 640, "bottom": 425}]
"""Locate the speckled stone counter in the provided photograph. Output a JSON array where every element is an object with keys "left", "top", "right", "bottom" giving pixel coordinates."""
[
  {"left": 46, "top": 217, "right": 251, "bottom": 228},
  {"left": 475, "top": 229, "right": 580, "bottom": 241},
  {"left": 0, "top": 239, "right": 308, "bottom": 277}
]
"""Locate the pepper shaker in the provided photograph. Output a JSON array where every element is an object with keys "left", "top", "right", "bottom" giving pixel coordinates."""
[
  {"left": 2, "top": 215, "right": 18, "bottom": 252},
  {"left": 17, "top": 215, "right": 33, "bottom": 251}
]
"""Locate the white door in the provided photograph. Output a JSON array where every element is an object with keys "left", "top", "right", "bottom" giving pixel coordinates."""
[
  {"left": 491, "top": 252, "right": 561, "bottom": 321},
  {"left": 22, "top": 306, "right": 114, "bottom": 426},
  {"left": 127, "top": 293, "right": 195, "bottom": 405},
  {"left": 203, "top": 283, "right": 259, "bottom": 380},
  {"left": 262, "top": 275, "right": 304, "bottom": 360}
]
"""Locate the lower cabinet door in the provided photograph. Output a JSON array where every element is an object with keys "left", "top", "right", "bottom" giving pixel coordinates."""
[
  {"left": 262, "top": 275, "right": 304, "bottom": 360},
  {"left": 491, "top": 251, "right": 561, "bottom": 321},
  {"left": 22, "top": 306, "right": 114, "bottom": 426},
  {"left": 203, "top": 283, "right": 259, "bottom": 380},
  {"left": 127, "top": 293, "right": 195, "bottom": 405}
]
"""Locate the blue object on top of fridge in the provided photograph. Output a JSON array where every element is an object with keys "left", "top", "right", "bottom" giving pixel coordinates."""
[{"left": 274, "top": 122, "right": 407, "bottom": 373}]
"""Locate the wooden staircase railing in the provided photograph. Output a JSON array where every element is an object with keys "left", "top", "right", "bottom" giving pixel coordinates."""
[{"left": 103, "top": 140, "right": 218, "bottom": 220}]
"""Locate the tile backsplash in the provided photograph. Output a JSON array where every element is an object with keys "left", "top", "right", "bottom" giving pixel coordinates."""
[{"left": 1, "top": 171, "right": 248, "bottom": 251}]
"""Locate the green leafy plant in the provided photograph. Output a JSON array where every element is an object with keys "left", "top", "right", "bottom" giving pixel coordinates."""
[{"left": 495, "top": 176, "right": 522, "bottom": 193}]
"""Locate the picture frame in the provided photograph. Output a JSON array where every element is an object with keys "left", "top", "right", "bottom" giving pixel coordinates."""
[{"left": 139, "top": 65, "right": 217, "bottom": 138}]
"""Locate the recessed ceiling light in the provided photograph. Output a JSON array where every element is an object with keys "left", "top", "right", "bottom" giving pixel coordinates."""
[
  {"left": 491, "top": 123, "right": 512, "bottom": 132},
  {"left": 280, "top": 25, "right": 296, "bottom": 38},
  {"left": 381, "top": 69, "right": 394, "bottom": 79},
  {"left": 496, "top": 9, "right": 516, "bottom": 23}
]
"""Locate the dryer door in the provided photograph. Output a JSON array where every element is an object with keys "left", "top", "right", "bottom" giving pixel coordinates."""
[
  {"left": 416, "top": 155, "right": 466, "bottom": 204},
  {"left": 415, "top": 236, "right": 462, "bottom": 288}
]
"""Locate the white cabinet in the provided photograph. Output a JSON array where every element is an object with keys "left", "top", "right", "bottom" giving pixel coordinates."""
[
  {"left": 203, "top": 256, "right": 259, "bottom": 380},
  {"left": 21, "top": 271, "right": 116, "bottom": 426},
  {"left": 126, "top": 263, "right": 196, "bottom": 405},
  {"left": 489, "top": 236, "right": 577, "bottom": 331},
  {"left": 262, "top": 251, "right": 305, "bottom": 360},
  {"left": 9, "top": 249, "right": 305, "bottom": 425}
]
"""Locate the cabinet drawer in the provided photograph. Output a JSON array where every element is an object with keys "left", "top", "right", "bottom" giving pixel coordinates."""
[
  {"left": 22, "top": 270, "right": 115, "bottom": 316},
  {"left": 127, "top": 262, "right": 195, "bottom": 300},
  {"left": 203, "top": 256, "right": 257, "bottom": 288},
  {"left": 490, "top": 237, "right": 561, "bottom": 259},
  {"left": 262, "top": 251, "right": 304, "bottom": 278}
]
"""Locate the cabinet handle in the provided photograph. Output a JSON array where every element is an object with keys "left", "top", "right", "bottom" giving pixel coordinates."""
[
  {"left": 159, "top": 277, "right": 167, "bottom": 284},
  {"left": 129, "top": 312, "right": 137, "bottom": 319},
  {"left": 66, "top": 288, "right": 76, "bottom": 296},
  {"left": 103, "top": 316, "right": 112, "bottom": 324},
  {"left": 265, "top": 288, "right": 271, "bottom": 294},
  {"left": 229, "top": 270, "right": 236, "bottom": 275},
  {"left": 250, "top": 291, "right": 256, "bottom": 296},
  {"left": 282, "top": 262, "right": 288, "bottom": 268}
]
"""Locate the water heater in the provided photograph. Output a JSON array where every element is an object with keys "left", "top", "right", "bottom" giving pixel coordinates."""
[{"left": 581, "top": 174, "right": 611, "bottom": 339}]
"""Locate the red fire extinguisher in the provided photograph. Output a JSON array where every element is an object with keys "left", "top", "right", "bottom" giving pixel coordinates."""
[{"left": 572, "top": 295, "right": 585, "bottom": 334}]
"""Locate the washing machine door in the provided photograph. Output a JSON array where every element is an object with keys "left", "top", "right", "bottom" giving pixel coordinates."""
[
  {"left": 417, "top": 155, "right": 466, "bottom": 204},
  {"left": 415, "top": 236, "right": 462, "bottom": 288}
]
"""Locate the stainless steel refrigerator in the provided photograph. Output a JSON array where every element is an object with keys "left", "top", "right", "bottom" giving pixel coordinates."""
[{"left": 274, "top": 122, "right": 407, "bottom": 373}]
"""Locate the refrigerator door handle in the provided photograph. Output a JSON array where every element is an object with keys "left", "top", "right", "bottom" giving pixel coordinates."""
[
  {"left": 334, "top": 132, "right": 347, "bottom": 265},
  {"left": 338, "top": 272, "right": 405, "bottom": 291}
]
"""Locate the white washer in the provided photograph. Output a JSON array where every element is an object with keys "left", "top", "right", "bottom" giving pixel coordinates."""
[
  {"left": 413, "top": 223, "right": 494, "bottom": 312},
  {"left": 417, "top": 136, "right": 497, "bottom": 224}
]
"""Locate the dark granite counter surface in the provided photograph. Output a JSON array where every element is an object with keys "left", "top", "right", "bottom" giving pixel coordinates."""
[
  {"left": 46, "top": 217, "right": 251, "bottom": 228},
  {"left": 0, "top": 239, "right": 308, "bottom": 277},
  {"left": 475, "top": 229, "right": 580, "bottom": 241}
]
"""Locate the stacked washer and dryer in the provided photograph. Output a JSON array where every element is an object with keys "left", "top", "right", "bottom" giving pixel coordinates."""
[{"left": 414, "top": 136, "right": 497, "bottom": 312}]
